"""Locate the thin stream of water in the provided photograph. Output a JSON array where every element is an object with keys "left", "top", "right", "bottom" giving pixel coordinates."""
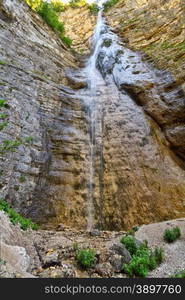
[{"left": 85, "top": 9, "right": 105, "bottom": 231}]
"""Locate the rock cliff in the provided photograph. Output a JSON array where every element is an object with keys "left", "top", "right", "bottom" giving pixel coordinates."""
[
  {"left": 105, "top": 0, "right": 185, "bottom": 161},
  {"left": 59, "top": 6, "right": 97, "bottom": 54},
  {"left": 1, "top": 0, "right": 185, "bottom": 279},
  {"left": 0, "top": 0, "right": 185, "bottom": 233},
  {"left": 0, "top": 0, "right": 90, "bottom": 228}
]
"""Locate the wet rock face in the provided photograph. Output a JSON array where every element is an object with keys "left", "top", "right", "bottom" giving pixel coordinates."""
[
  {"left": 95, "top": 21, "right": 185, "bottom": 161},
  {"left": 0, "top": 0, "right": 90, "bottom": 228},
  {"left": 81, "top": 14, "right": 185, "bottom": 231},
  {"left": 106, "top": 0, "right": 185, "bottom": 85},
  {"left": 105, "top": 0, "right": 185, "bottom": 158}
]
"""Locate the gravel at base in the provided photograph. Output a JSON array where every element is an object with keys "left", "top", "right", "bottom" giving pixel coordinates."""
[{"left": 135, "top": 218, "right": 185, "bottom": 277}]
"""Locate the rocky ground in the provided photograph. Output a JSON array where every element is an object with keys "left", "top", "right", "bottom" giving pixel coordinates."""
[{"left": 0, "top": 211, "right": 185, "bottom": 278}]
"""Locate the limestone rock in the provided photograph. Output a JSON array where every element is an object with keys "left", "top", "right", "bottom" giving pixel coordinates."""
[
  {"left": 95, "top": 262, "right": 113, "bottom": 277},
  {"left": 59, "top": 6, "right": 97, "bottom": 54},
  {"left": 42, "top": 250, "right": 60, "bottom": 268},
  {"left": 109, "top": 243, "right": 131, "bottom": 263},
  {"left": 110, "top": 254, "right": 125, "bottom": 273}
]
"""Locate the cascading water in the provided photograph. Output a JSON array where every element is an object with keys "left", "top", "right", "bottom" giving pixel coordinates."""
[
  {"left": 77, "top": 1, "right": 185, "bottom": 231},
  {"left": 84, "top": 9, "right": 106, "bottom": 231}
]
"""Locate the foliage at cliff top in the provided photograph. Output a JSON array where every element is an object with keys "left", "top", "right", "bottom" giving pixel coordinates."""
[
  {"left": 24, "top": 0, "right": 72, "bottom": 46},
  {"left": 103, "top": 0, "right": 119, "bottom": 11},
  {"left": 24, "top": 0, "right": 99, "bottom": 11}
]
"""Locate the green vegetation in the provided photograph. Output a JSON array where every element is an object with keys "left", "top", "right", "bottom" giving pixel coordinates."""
[
  {"left": 120, "top": 235, "right": 138, "bottom": 256},
  {"left": 123, "top": 244, "right": 164, "bottom": 278},
  {"left": 24, "top": 136, "right": 34, "bottom": 143},
  {"left": 75, "top": 248, "right": 96, "bottom": 269},
  {"left": 0, "top": 136, "right": 34, "bottom": 153},
  {"left": 88, "top": 3, "right": 99, "bottom": 14},
  {"left": 172, "top": 269, "right": 185, "bottom": 278},
  {"left": 103, "top": 0, "right": 119, "bottom": 12},
  {"left": 0, "top": 99, "right": 9, "bottom": 108},
  {"left": 0, "top": 139, "right": 22, "bottom": 152},
  {"left": 161, "top": 41, "right": 174, "bottom": 50},
  {"left": 69, "top": 0, "right": 86, "bottom": 8},
  {"left": 19, "top": 175, "right": 26, "bottom": 183},
  {"left": 0, "top": 60, "right": 7, "bottom": 65},
  {"left": 0, "top": 199, "right": 39, "bottom": 230},
  {"left": 24, "top": 0, "right": 72, "bottom": 47},
  {"left": 0, "top": 121, "right": 8, "bottom": 131},
  {"left": 50, "top": 0, "right": 66, "bottom": 12},
  {"left": 163, "top": 226, "right": 181, "bottom": 243},
  {"left": 121, "top": 235, "right": 164, "bottom": 277},
  {"left": 0, "top": 113, "right": 8, "bottom": 120}
]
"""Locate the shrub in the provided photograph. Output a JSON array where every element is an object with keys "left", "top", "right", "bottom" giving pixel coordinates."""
[
  {"left": 123, "top": 246, "right": 164, "bottom": 278},
  {"left": 120, "top": 235, "right": 138, "bottom": 256},
  {"left": 75, "top": 248, "right": 96, "bottom": 269},
  {"left": 123, "top": 248, "right": 150, "bottom": 277},
  {"left": 88, "top": 3, "right": 99, "bottom": 14},
  {"left": 163, "top": 226, "right": 181, "bottom": 243},
  {"left": 24, "top": 0, "right": 72, "bottom": 47},
  {"left": 51, "top": 0, "right": 66, "bottom": 13},
  {"left": 60, "top": 36, "right": 73, "bottom": 47},
  {"left": 0, "top": 199, "right": 39, "bottom": 230},
  {"left": 24, "top": 0, "right": 42, "bottom": 11},
  {"left": 0, "top": 113, "right": 8, "bottom": 120},
  {"left": 69, "top": 0, "right": 86, "bottom": 8},
  {"left": 153, "top": 247, "right": 164, "bottom": 264},
  {"left": 0, "top": 121, "right": 8, "bottom": 131},
  {"left": 103, "top": 0, "right": 119, "bottom": 12},
  {"left": 19, "top": 175, "right": 26, "bottom": 183},
  {"left": 0, "top": 139, "right": 22, "bottom": 152},
  {"left": 0, "top": 60, "right": 7, "bottom": 65},
  {"left": 0, "top": 99, "right": 8, "bottom": 108},
  {"left": 37, "top": 2, "right": 65, "bottom": 34}
]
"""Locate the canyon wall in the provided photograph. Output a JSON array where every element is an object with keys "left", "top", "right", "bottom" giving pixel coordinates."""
[
  {"left": 0, "top": 0, "right": 90, "bottom": 228},
  {"left": 1, "top": 0, "right": 185, "bottom": 231},
  {"left": 59, "top": 6, "right": 96, "bottom": 54}
]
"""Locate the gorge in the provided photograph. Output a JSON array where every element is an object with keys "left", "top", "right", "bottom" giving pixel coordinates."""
[{"left": 0, "top": 0, "right": 185, "bottom": 278}]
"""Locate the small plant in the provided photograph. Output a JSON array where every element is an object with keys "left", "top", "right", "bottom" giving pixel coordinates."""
[
  {"left": 24, "top": 136, "right": 34, "bottom": 143},
  {"left": 60, "top": 36, "right": 72, "bottom": 47},
  {"left": 0, "top": 113, "right": 8, "bottom": 120},
  {"left": 0, "top": 60, "right": 7, "bottom": 65},
  {"left": 19, "top": 175, "right": 26, "bottom": 183},
  {"left": 123, "top": 248, "right": 150, "bottom": 277},
  {"left": 0, "top": 199, "right": 39, "bottom": 230},
  {"left": 120, "top": 235, "right": 138, "bottom": 256},
  {"left": 103, "top": 0, "right": 119, "bottom": 12},
  {"left": 88, "top": 3, "right": 99, "bottom": 14},
  {"left": 163, "top": 226, "right": 181, "bottom": 243},
  {"left": 152, "top": 247, "right": 164, "bottom": 264},
  {"left": 172, "top": 270, "right": 185, "bottom": 278},
  {"left": 69, "top": 0, "right": 86, "bottom": 8},
  {"left": 0, "top": 139, "right": 22, "bottom": 152},
  {"left": 73, "top": 243, "right": 79, "bottom": 251},
  {"left": 0, "top": 99, "right": 9, "bottom": 108},
  {"left": 0, "top": 136, "right": 34, "bottom": 153},
  {"left": 0, "top": 121, "right": 8, "bottom": 131},
  {"left": 75, "top": 248, "right": 96, "bottom": 269},
  {"left": 25, "top": 0, "right": 72, "bottom": 47},
  {"left": 123, "top": 246, "right": 164, "bottom": 278}
]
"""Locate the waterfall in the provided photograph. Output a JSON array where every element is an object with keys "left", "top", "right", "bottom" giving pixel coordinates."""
[
  {"left": 84, "top": 9, "right": 105, "bottom": 231},
  {"left": 79, "top": 1, "right": 185, "bottom": 231}
]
